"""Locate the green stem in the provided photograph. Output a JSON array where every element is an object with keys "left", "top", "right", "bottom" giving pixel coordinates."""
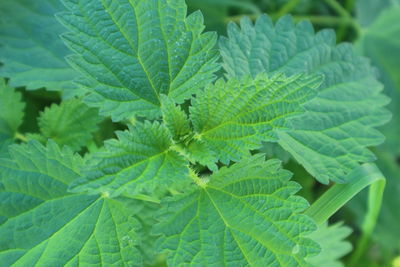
[
  {"left": 348, "top": 179, "right": 386, "bottom": 266},
  {"left": 305, "top": 163, "right": 386, "bottom": 264},
  {"left": 345, "top": 0, "right": 357, "bottom": 11},
  {"left": 324, "top": 0, "right": 350, "bottom": 18},
  {"left": 323, "top": 0, "right": 361, "bottom": 40},
  {"left": 14, "top": 132, "right": 28, "bottom": 142},
  {"left": 276, "top": 0, "right": 300, "bottom": 17},
  {"left": 305, "top": 163, "right": 385, "bottom": 225}
]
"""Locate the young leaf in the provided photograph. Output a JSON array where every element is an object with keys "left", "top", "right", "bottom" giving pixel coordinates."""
[
  {"left": 306, "top": 222, "right": 353, "bottom": 267},
  {"left": 154, "top": 155, "right": 319, "bottom": 266},
  {"left": 35, "top": 98, "right": 103, "bottom": 151},
  {"left": 161, "top": 95, "right": 191, "bottom": 141},
  {"left": 0, "top": 141, "right": 142, "bottom": 266},
  {"left": 189, "top": 73, "right": 322, "bottom": 164},
  {"left": 58, "top": 0, "right": 220, "bottom": 121},
  {"left": 0, "top": 0, "right": 77, "bottom": 97},
  {"left": 220, "top": 15, "right": 391, "bottom": 183},
  {"left": 69, "top": 121, "right": 189, "bottom": 197},
  {"left": 0, "top": 79, "right": 25, "bottom": 155}
]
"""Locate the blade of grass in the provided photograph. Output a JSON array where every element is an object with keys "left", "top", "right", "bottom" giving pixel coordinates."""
[{"left": 304, "top": 163, "right": 386, "bottom": 264}]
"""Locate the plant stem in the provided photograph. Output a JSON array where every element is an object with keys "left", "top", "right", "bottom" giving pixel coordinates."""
[
  {"left": 304, "top": 163, "right": 385, "bottom": 225},
  {"left": 345, "top": 0, "right": 357, "bottom": 12},
  {"left": 14, "top": 132, "right": 28, "bottom": 142},
  {"left": 323, "top": 0, "right": 361, "bottom": 40},
  {"left": 277, "top": 0, "right": 300, "bottom": 17},
  {"left": 324, "top": 0, "right": 350, "bottom": 18},
  {"left": 348, "top": 180, "right": 386, "bottom": 266}
]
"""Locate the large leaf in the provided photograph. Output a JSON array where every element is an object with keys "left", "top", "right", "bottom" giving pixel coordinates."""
[
  {"left": 154, "top": 155, "right": 319, "bottom": 266},
  {"left": 69, "top": 121, "right": 189, "bottom": 197},
  {"left": 33, "top": 98, "right": 103, "bottom": 151},
  {"left": 0, "top": 0, "right": 77, "bottom": 96},
  {"left": 0, "top": 141, "right": 142, "bottom": 265},
  {"left": 58, "top": 0, "right": 220, "bottom": 121},
  {"left": 220, "top": 15, "right": 391, "bottom": 183},
  {"left": 0, "top": 79, "right": 25, "bottom": 155},
  {"left": 189, "top": 73, "right": 321, "bottom": 164}
]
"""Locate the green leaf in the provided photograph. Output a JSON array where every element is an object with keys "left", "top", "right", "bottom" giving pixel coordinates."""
[
  {"left": 189, "top": 73, "right": 321, "bottom": 164},
  {"left": 306, "top": 222, "right": 352, "bottom": 267},
  {"left": 0, "top": 79, "right": 25, "bottom": 155},
  {"left": 69, "top": 121, "right": 189, "bottom": 197},
  {"left": 154, "top": 155, "right": 319, "bottom": 266},
  {"left": 220, "top": 15, "right": 391, "bottom": 183},
  {"left": 34, "top": 98, "right": 103, "bottom": 151},
  {"left": 0, "top": 141, "right": 142, "bottom": 265},
  {"left": 0, "top": 140, "right": 81, "bottom": 222},
  {"left": 58, "top": 0, "right": 220, "bottom": 121},
  {"left": 0, "top": 0, "right": 77, "bottom": 97},
  {"left": 161, "top": 95, "right": 191, "bottom": 141}
]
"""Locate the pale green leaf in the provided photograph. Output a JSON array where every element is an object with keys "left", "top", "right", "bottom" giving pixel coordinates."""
[
  {"left": 58, "top": 0, "right": 220, "bottom": 121},
  {"left": 0, "top": 140, "right": 142, "bottom": 266},
  {"left": 189, "top": 73, "right": 321, "bottom": 164},
  {"left": 220, "top": 15, "right": 391, "bottom": 183},
  {"left": 0, "top": 0, "right": 77, "bottom": 97},
  {"left": 0, "top": 79, "right": 25, "bottom": 155},
  {"left": 306, "top": 222, "right": 352, "bottom": 267},
  {"left": 161, "top": 95, "right": 191, "bottom": 141},
  {"left": 35, "top": 98, "right": 103, "bottom": 151},
  {"left": 154, "top": 155, "right": 319, "bottom": 266},
  {"left": 69, "top": 121, "right": 189, "bottom": 197}
]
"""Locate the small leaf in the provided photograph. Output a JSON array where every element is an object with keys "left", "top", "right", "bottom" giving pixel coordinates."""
[
  {"left": 58, "top": 0, "right": 220, "bottom": 121},
  {"left": 0, "top": 0, "right": 77, "bottom": 97},
  {"left": 70, "top": 121, "right": 189, "bottom": 197},
  {"left": 161, "top": 95, "right": 191, "bottom": 141},
  {"left": 37, "top": 98, "right": 103, "bottom": 151},
  {"left": 0, "top": 79, "right": 25, "bottom": 155},
  {"left": 154, "top": 155, "right": 319, "bottom": 266},
  {"left": 189, "top": 73, "right": 321, "bottom": 164}
]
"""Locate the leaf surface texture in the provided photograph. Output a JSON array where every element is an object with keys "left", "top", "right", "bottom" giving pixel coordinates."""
[
  {"left": 220, "top": 15, "right": 391, "bottom": 183},
  {"left": 155, "top": 155, "right": 319, "bottom": 266},
  {"left": 59, "top": 0, "right": 220, "bottom": 121},
  {"left": 0, "top": 0, "right": 77, "bottom": 96},
  {"left": 0, "top": 141, "right": 142, "bottom": 266}
]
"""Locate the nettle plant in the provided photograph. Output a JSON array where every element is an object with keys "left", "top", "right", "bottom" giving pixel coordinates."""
[{"left": 0, "top": 0, "right": 392, "bottom": 266}]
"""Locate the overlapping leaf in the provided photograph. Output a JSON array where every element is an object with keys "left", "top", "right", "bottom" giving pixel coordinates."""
[
  {"left": 306, "top": 222, "right": 352, "bottom": 267},
  {"left": 154, "top": 155, "right": 319, "bottom": 266},
  {"left": 69, "top": 121, "right": 189, "bottom": 197},
  {"left": 0, "top": 79, "right": 25, "bottom": 155},
  {"left": 161, "top": 95, "right": 191, "bottom": 141},
  {"left": 0, "top": 141, "right": 142, "bottom": 265},
  {"left": 32, "top": 98, "right": 102, "bottom": 151},
  {"left": 0, "top": 0, "right": 77, "bottom": 96},
  {"left": 189, "top": 73, "right": 321, "bottom": 164},
  {"left": 220, "top": 15, "right": 391, "bottom": 183},
  {"left": 58, "top": 0, "right": 220, "bottom": 121}
]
